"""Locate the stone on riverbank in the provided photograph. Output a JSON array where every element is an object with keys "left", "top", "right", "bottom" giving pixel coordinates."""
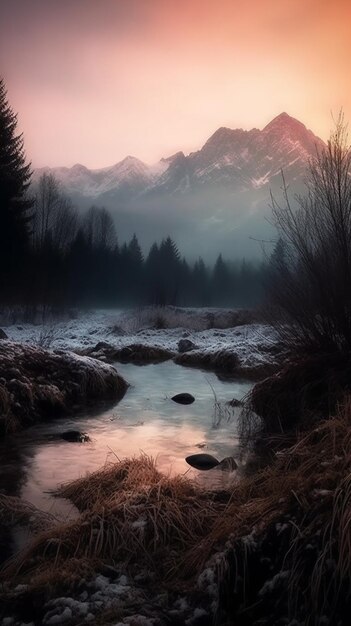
[{"left": 84, "top": 342, "right": 175, "bottom": 364}]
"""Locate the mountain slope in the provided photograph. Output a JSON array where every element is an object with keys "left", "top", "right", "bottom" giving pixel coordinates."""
[
  {"left": 34, "top": 113, "right": 324, "bottom": 200},
  {"left": 33, "top": 114, "right": 325, "bottom": 260}
]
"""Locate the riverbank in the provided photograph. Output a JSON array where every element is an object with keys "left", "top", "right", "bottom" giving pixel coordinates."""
[
  {"left": 1, "top": 307, "right": 284, "bottom": 378},
  {"left": 2, "top": 308, "right": 346, "bottom": 625},
  {"left": 0, "top": 340, "right": 128, "bottom": 435},
  {"left": 1, "top": 400, "right": 350, "bottom": 625}
]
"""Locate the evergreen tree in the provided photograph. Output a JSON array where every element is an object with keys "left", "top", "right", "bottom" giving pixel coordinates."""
[
  {"left": 158, "top": 236, "right": 181, "bottom": 305},
  {"left": 179, "top": 257, "right": 192, "bottom": 305},
  {"left": 126, "top": 234, "right": 143, "bottom": 302},
  {"left": 212, "top": 254, "right": 231, "bottom": 305},
  {"left": 0, "top": 77, "right": 33, "bottom": 298},
  {"left": 192, "top": 258, "right": 210, "bottom": 306},
  {"left": 128, "top": 233, "right": 143, "bottom": 267},
  {"left": 145, "top": 242, "right": 162, "bottom": 304}
]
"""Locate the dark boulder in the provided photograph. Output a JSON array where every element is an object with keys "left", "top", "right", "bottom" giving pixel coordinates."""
[
  {"left": 185, "top": 453, "right": 220, "bottom": 470},
  {"left": 186, "top": 453, "right": 238, "bottom": 471},
  {"left": 0, "top": 329, "right": 7, "bottom": 340},
  {"left": 171, "top": 392, "right": 195, "bottom": 405},
  {"left": 178, "top": 339, "right": 197, "bottom": 353}
]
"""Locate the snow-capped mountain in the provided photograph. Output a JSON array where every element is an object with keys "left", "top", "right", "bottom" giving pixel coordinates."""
[
  {"left": 33, "top": 155, "right": 155, "bottom": 199},
  {"left": 149, "top": 112, "right": 324, "bottom": 196},
  {"left": 34, "top": 113, "right": 324, "bottom": 202},
  {"left": 33, "top": 113, "right": 325, "bottom": 260}
]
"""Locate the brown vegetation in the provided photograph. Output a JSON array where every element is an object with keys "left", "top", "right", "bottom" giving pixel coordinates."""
[
  {"left": 1, "top": 455, "right": 229, "bottom": 591},
  {"left": 1, "top": 402, "right": 351, "bottom": 623},
  {"left": 242, "top": 351, "right": 351, "bottom": 441},
  {"left": 0, "top": 495, "right": 57, "bottom": 533}
]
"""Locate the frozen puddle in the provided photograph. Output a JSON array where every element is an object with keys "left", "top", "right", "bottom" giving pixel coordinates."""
[{"left": 0, "top": 361, "right": 251, "bottom": 519}]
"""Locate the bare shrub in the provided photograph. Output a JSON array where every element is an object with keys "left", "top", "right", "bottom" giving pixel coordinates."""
[
  {"left": 35, "top": 324, "right": 62, "bottom": 349},
  {"left": 119, "top": 306, "right": 256, "bottom": 334},
  {"left": 268, "top": 113, "right": 351, "bottom": 354}
]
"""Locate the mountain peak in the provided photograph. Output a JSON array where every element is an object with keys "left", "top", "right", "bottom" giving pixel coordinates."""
[
  {"left": 71, "top": 163, "right": 88, "bottom": 173},
  {"left": 263, "top": 112, "right": 307, "bottom": 133},
  {"left": 161, "top": 151, "right": 185, "bottom": 164},
  {"left": 34, "top": 113, "right": 324, "bottom": 202},
  {"left": 120, "top": 155, "right": 141, "bottom": 164}
]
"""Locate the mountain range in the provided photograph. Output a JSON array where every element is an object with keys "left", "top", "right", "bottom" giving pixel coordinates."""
[{"left": 34, "top": 113, "right": 325, "bottom": 260}]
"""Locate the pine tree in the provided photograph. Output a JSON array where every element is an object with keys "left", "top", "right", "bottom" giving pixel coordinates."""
[
  {"left": 145, "top": 242, "right": 162, "bottom": 304},
  {"left": 192, "top": 258, "right": 210, "bottom": 305},
  {"left": 156, "top": 237, "right": 182, "bottom": 305},
  {"left": 0, "top": 77, "right": 33, "bottom": 297},
  {"left": 212, "top": 253, "right": 230, "bottom": 305},
  {"left": 126, "top": 234, "right": 143, "bottom": 303},
  {"left": 128, "top": 233, "right": 143, "bottom": 267}
]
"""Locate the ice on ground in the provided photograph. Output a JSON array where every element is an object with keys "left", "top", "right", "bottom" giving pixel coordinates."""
[{"left": 2, "top": 308, "right": 281, "bottom": 371}]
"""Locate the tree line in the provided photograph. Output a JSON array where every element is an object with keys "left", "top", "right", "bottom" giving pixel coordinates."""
[
  {"left": 26, "top": 171, "right": 267, "bottom": 309},
  {"left": 0, "top": 76, "right": 267, "bottom": 312}
]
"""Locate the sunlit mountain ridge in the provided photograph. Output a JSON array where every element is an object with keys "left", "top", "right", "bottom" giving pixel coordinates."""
[{"left": 33, "top": 113, "right": 324, "bottom": 260}]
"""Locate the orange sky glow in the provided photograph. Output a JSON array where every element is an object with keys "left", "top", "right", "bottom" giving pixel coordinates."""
[{"left": 1, "top": 0, "right": 350, "bottom": 168}]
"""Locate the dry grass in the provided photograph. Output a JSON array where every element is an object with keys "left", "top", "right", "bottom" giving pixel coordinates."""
[
  {"left": 185, "top": 405, "right": 351, "bottom": 570},
  {"left": 119, "top": 306, "right": 257, "bottom": 333},
  {"left": 0, "top": 495, "right": 58, "bottom": 533},
  {"left": 239, "top": 352, "right": 351, "bottom": 443},
  {"left": 1, "top": 455, "right": 229, "bottom": 590},
  {"left": 180, "top": 400, "right": 351, "bottom": 623},
  {"left": 0, "top": 384, "right": 19, "bottom": 434},
  {"left": 1, "top": 406, "right": 351, "bottom": 623},
  {"left": 56, "top": 454, "right": 167, "bottom": 511}
]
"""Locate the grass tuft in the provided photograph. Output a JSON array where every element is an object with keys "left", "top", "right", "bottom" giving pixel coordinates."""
[{"left": 2, "top": 404, "right": 351, "bottom": 624}]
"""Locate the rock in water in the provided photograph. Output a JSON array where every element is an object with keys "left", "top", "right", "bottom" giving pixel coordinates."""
[
  {"left": 185, "top": 453, "right": 238, "bottom": 471},
  {"left": 171, "top": 392, "right": 195, "bottom": 405},
  {"left": 185, "top": 453, "right": 220, "bottom": 470},
  {"left": 0, "top": 329, "right": 7, "bottom": 340},
  {"left": 217, "top": 456, "right": 238, "bottom": 471},
  {"left": 60, "top": 430, "right": 90, "bottom": 443}
]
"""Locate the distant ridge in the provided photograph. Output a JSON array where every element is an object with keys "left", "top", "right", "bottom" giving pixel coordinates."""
[
  {"left": 32, "top": 113, "right": 325, "bottom": 261},
  {"left": 33, "top": 113, "right": 324, "bottom": 200}
]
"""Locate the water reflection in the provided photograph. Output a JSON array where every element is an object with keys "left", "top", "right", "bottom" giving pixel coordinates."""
[{"left": 0, "top": 362, "right": 251, "bottom": 516}]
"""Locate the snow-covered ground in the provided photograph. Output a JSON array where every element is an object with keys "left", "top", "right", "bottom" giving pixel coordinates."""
[
  {"left": 0, "top": 309, "right": 288, "bottom": 626},
  {"left": 1, "top": 308, "right": 281, "bottom": 370}
]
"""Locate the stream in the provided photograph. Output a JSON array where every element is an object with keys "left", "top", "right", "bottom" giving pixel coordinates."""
[{"left": 0, "top": 361, "right": 251, "bottom": 525}]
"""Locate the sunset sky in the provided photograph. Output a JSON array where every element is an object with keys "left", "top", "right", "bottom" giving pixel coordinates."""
[{"left": 1, "top": 0, "right": 350, "bottom": 168}]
